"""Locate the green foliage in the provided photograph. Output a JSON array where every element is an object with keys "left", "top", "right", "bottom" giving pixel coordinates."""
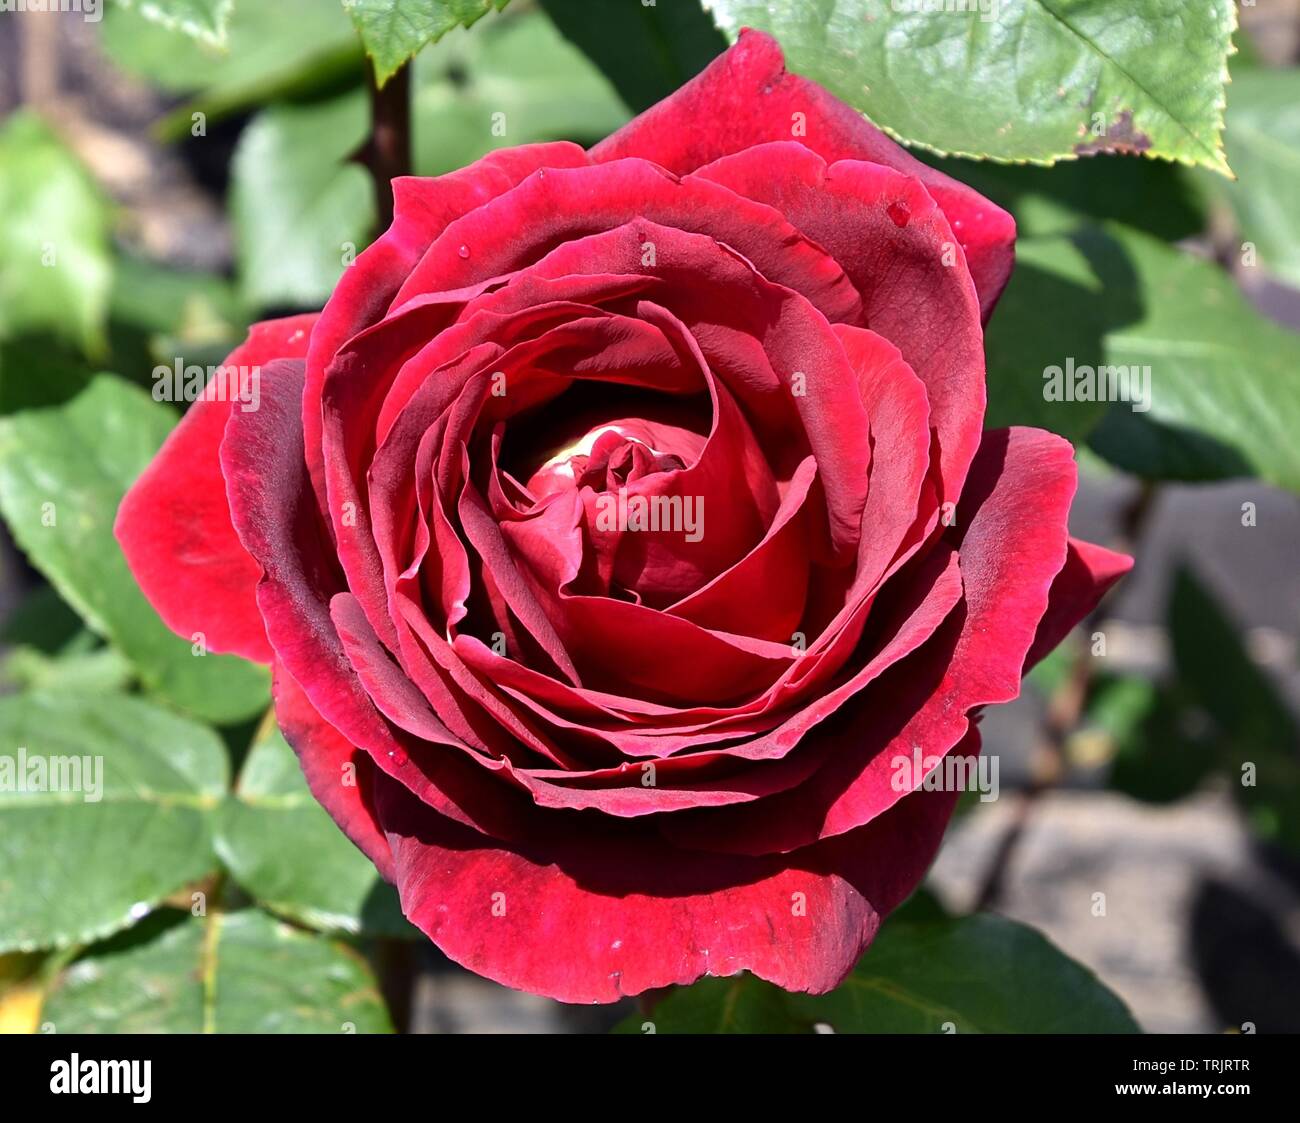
[
  {"left": 1, "top": 644, "right": 134, "bottom": 696},
  {"left": 540, "top": 0, "right": 726, "bottom": 113},
  {"left": 1168, "top": 568, "right": 1300, "bottom": 851},
  {"left": 1095, "top": 678, "right": 1219, "bottom": 804},
  {"left": 0, "top": 114, "right": 113, "bottom": 357},
  {"left": 111, "top": 0, "right": 233, "bottom": 47},
  {"left": 618, "top": 911, "right": 1139, "bottom": 1033},
  {"left": 102, "top": 0, "right": 364, "bottom": 138},
  {"left": 42, "top": 909, "right": 392, "bottom": 1033},
  {"left": 215, "top": 719, "right": 412, "bottom": 938},
  {"left": 925, "top": 151, "right": 1207, "bottom": 242},
  {"left": 107, "top": 256, "right": 251, "bottom": 382},
  {"left": 983, "top": 221, "right": 1300, "bottom": 492},
  {"left": 412, "top": 9, "right": 629, "bottom": 176},
  {"left": 0, "top": 692, "right": 228, "bottom": 952},
  {"left": 1083, "top": 225, "right": 1300, "bottom": 491},
  {"left": 983, "top": 232, "right": 1117, "bottom": 441},
  {"left": 231, "top": 93, "right": 375, "bottom": 310},
  {"left": 344, "top": 0, "right": 512, "bottom": 86},
  {"left": 619, "top": 974, "right": 805, "bottom": 1034},
  {"left": 703, "top": 0, "right": 1234, "bottom": 173},
  {"left": 1211, "top": 68, "right": 1300, "bottom": 288},
  {"left": 0, "top": 376, "right": 271, "bottom": 722}
]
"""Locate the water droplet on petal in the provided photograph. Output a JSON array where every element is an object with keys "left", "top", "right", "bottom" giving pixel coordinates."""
[
  {"left": 457, "top": 244, "right": 470, "bottom": 259},
  {"left": 388, "top": 748, "right": 408, "bottom": 766},
  {"left": 886, "top": 200, "right": 910, "bottom": 228}
]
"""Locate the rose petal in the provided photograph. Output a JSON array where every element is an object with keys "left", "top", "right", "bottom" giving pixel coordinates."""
[
  {"left": 273, "top": 660, "right": 394, "bottom": 880},
  {"left": 1025, "top": 537, "right": 1133, "bottom": 670},
  {"left": 115, "top": 314, "right": 317, "bottom": 662},
  {"left": 664, "top": 427, "right": 1081, "bottom": 855},
  {"left": 375, "top": 760, "right": 962, "bottom": 1003},
  {"left": 694, "top": 144, "right": 984, "bottom": 506},
  {"left": 590, "top": 29, "right": 1015, "bottom": 320}
]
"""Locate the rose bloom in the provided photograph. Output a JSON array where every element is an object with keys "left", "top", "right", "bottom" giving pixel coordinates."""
[{"left": 117, "top": 31, "right": 1130, "bottom": 1003}]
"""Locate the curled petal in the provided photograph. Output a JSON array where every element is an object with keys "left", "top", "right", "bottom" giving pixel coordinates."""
[{"left": 115, "top": 314, "right": 317, "bottom": 662}]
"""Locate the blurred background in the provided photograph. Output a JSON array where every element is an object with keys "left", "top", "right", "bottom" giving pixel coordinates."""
[{"left": 0, "top": 0, "right": 1297, "bottom": 1033}]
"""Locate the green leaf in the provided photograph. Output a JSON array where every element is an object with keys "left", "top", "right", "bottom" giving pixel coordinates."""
[
  {"left": 42, "top": 909, "right": 393, "bottom": 1033},
  {"left": 0, "top": 586, "right": 85, "bottom": 655},
  {"left": 0, "top": 335, "right": 92, "bottom": 416},
  {"left": 412, "top": 8, "right": 629, "bottom": 176},
  {"left": 109, "top": 255, "right": 246, "bottom": 343},
  {"left": 107, "top": 256, "right": 251, "bottom": 391},
  {"left": 1213, "top": 68, "right": 1300, "bottom": 288},
  {"left": 102, "top": 0, "right": 363, "bottom": 138},
  {"left": 231, "top": 93, "right": 375, "bottom": 310},
  {"left": 0, "top": 375, "right": 270, "bottom": 722},
  {"left": 924, "top": 150, "right": 1207, "bottom": 242},
  {"left": 983, "top": 232, "right": 1116, "bottom": 441},
  {"left": 1082, "top": 224, "right": 1300, "bottom": 491},
  {"left": 988, "top": 220, "right": 1300, "bottom": 487},
  {"left": 111, "top": 0, "right": 233, "bottom": 46},
  {"left": 618, "top": 913, "right": 1137, "bottom": 1033},
  {"left": 1169, "top": 567, "right": 1300, "bottom": 851},
  {"left": 615, "top": 974, "right": 806, "bottom": 1034},
  {"left": 0, "top": 113, "right": 112, "bottom": 356},
  {"left": 215, "top": 717, "right": 411, "bottom": 938},
  {"left": 791, "top": 913, "right": 1139, "bottom": 1033},
  {"left": 0, "top": 590, "right": 135, "bottom": 702},
  {"left": 0, "top": 692, "right": 227, "bottom": 953},
  {"left": 703, "top": 0, "right": 1234, "bottom": 173},
  {"left": 2, "top": 646, "right": 135, "bottom": 695},
  {"left": 539, "top": 0, "right": 726, "bottom": 113},
  {"left": 344, "top": 0, "right": 512, "bottom": 86},
  {"left": 1104, "top": 678, "right": 1220, "bottom": 804}
]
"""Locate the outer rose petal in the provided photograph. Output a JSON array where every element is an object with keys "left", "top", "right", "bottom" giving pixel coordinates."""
[
  {"left": 1025, "top": 537, "right": 1133, "bottom": 670},
  {"left": 590, "top": 29, "right": 1015, "bottom": 320},
  {"left": 114, "top": 313, "right": 318, "bottom": 663},
  {"left": 374, "top": 749, "right": 966, "bottom": 1003},
  {"left": 273, "top": 660, "right": 395, "bottom": 881}
]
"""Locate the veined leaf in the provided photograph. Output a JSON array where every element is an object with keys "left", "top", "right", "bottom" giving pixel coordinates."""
[
  {"left": 704, "top": 0, "right": 1234, "bottom": 173},
  {"left": 0, "top": 692, "right": 227, "bottom": 952}
]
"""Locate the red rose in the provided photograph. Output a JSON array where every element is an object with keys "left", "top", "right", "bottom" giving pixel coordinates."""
[{"left": 117, "top": 31, "right": 1130, "bottom": 1003}]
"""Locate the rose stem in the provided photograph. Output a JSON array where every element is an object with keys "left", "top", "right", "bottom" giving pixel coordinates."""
[{"left": 361, "top": 58, "right": 412, "bottom": 235}]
